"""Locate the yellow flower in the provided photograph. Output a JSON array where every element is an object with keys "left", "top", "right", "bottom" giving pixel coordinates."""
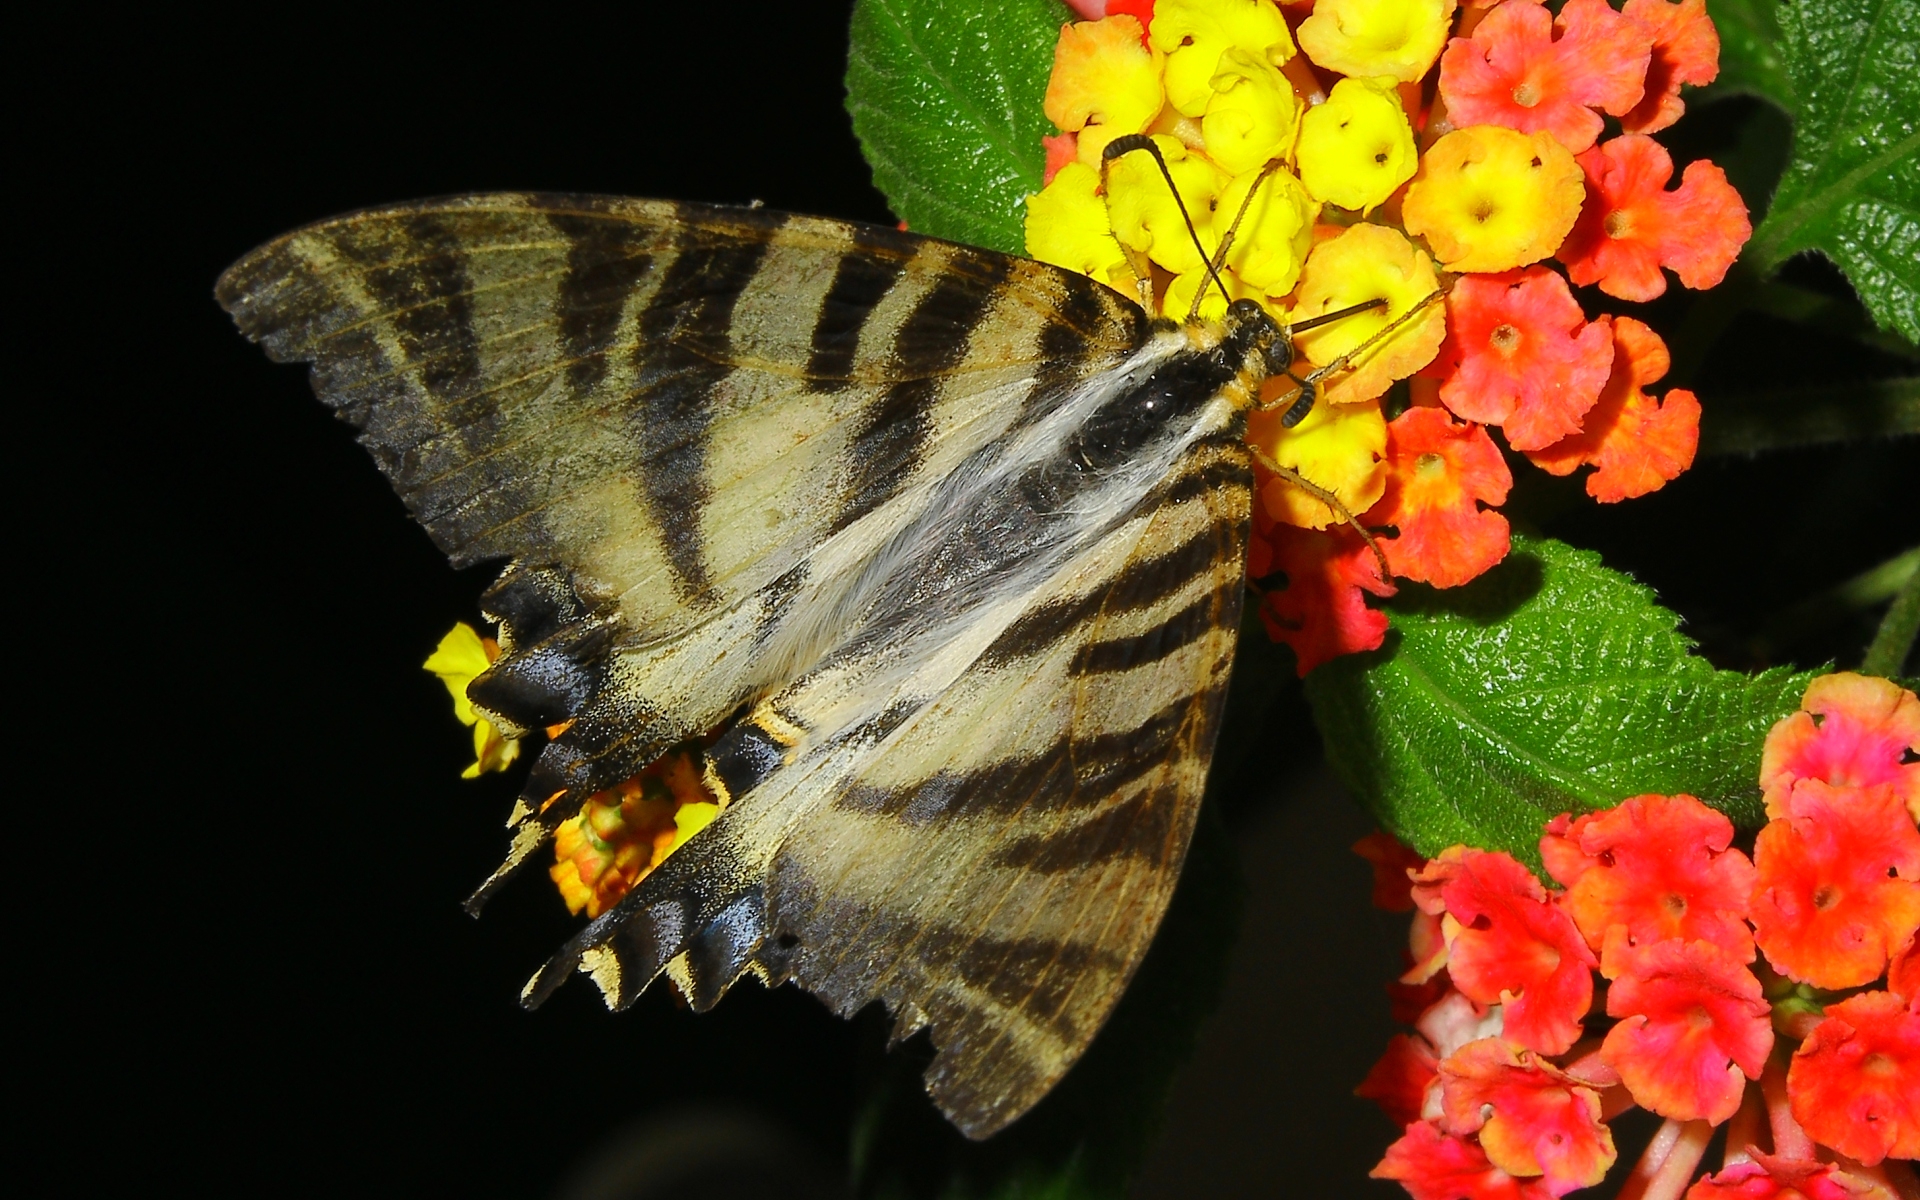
[
  {"left": 1288, "top": 223, "right": 1445, "bottom": 405},
  {"left": 1296, "top": 76, "right": 1418, "bottom": 212},
  {"left": 1216, "top": 165, "right": 1318, "bottom": 296},
  {"left": 1043, "top": 15, "right": 1166, "bottom": 167},
  {"left": 1247, "top": 391, "right": 1388, "bottom": 528},
  {"left": 1296, "top": 0, "right": 1458, "bottom": 84},
  {"left": 1151, "top": 0, "right": 1296, "bottom": 118},
  {"left": 422, "top": 622, "right": 521, "bottom": 779},
  {"left": 1200, "top": 48, "right": 1302, "bottom": 175},
  {"left": 1402, "top": 125, "right": 1585, "bottom": 273},
  {"left": 1026, "top": 161, "right": 1129, "bottom": 281},
  {"left": 1105, "top": 134, "right": 1224, "bottom": 275},
  {"left": 1162, "top": 261, "right": 1254, "bottom": 322}
]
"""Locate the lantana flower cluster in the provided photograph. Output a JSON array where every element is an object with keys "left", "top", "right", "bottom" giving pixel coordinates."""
[
  {"left": 1027, "top": 0, "right": 1750, "bottom": 673},
  {"left": 423, "top": 622, "right": 721, "bottom": 918},
  {"left": 1356, "top": 673, "right": 1920, "bottom": 1200}
]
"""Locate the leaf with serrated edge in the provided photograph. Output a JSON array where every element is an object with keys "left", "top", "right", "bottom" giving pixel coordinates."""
[
  {"left": 1749, "top": 0, "right": 1919, "bottom": 343},
  {"left": 1305, "top": 536, "right": 1816, "bottom": 870},
  {"left": 846, "top": 0, "right": 1067, "bottom": 254}
]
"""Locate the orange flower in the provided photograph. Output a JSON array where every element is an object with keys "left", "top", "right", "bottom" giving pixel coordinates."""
[
  {"left": 1424, "top": 266, "right": 1614, "bottom": 451},
  {"left": 1526, "top": 316, "right": 1699, "bottom": 502},
  {"left": 1600, "top": 938, "right": 1771, "bottom": 1124},
  {"left": 1252, "top": 516, "right": 1395, "bottom": 675},
  {"left": 1411, "top": 848, "right": 1597, "bottom": 1055},
  {"left": 1557, "top": 134, "right": 1750, "bottom": 302},
  {"left": 1374, "top": 1119, "right": 1558, "bottom": 1200},
  {"left": 1787, "top": 990, "right": 1920, "bottom": 1165},
  {"left": 1619, "top": 0, "right": 1719, "bottom": 135},
  {"left": 1540, "top": 794, "right": 1757, "bottom": 964},
  {"left": 1760, "top": 672, "right": 1920, "bottom": 822},
  {"left": 1365, "top": 406, "right": 1513, "bottom": 589},
  {"left": 1438, "top": 1038, "right": 1617, "bottom": 1193},
  {"left": 1356, "top": 830, "right": 1427, "bottom": 912},
  {"left": 1686, "top": 1154, "right": 1891, "bottom": 1200},
  {"left": 1750, "top": 779, "right": 1920, "bottom": 990},
  {"left": 1044, "top": 14, "right": 1166, "bottom": 166},
  {"left": 1438, "top": 0, "right": 1653, "bottom": 155}
]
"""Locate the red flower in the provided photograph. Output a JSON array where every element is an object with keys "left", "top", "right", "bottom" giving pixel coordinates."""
[
  {"left": 1750, "top": 779, "right": 1920, "bottom": 990},
  {"left": 1526, "top": 316, "right": 1700, "bottom": 502},
  {"left": 1438, "top": 0, "right": 1652, "bottom": 155},
  {"left": 1619, "top": 0, "right": 1720, "bottom": 135},
  {"left": 1439, "top": 1038, "right": 1617, "bottom": 1194},
  {"left": 1253, "top": 517, "right": 1396, "bottom": 675},
  {"left": 1358, "top": 830, "right": 1428, "bottom": 912},
  {"left": 1557, "top": 134, "right": 1751, "bottom": 302},
  {"left": 1685, "top": 1153, "right": 1889, "bottom": 1200},
  {"left": 1423, "top": 267, "right": 1614, "bottom": 451},
  {"left": 1540, "top": 794, "right": 1757, "bottom": 963},
  {"left": 1411, "top": 848, "right": 1597, "bottom": 1055},
  {"left": 1787, "top": 990, "right": 1920, "bottom": 1165},
  {"left": 1760, "top": 672, "right": 1920, "bottom": 822},
  {"left": 1599, "top": 938, "right": 1772, "bottom": 1124},
  {"left": 1374, "top": 1119, "right": 1557, "bottom": 1200},
  {"left": 1359, "top": 1033, "right": 1442, "bottom": 1127},
  {"left": 1365, "top": 406, "right": 1514, "bottom": 588},
  {"left": 1042, "top": 131, "right": 1078, "bottom": 186}
]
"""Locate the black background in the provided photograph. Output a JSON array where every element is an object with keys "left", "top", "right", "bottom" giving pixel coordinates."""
[{"left": 20, "top": 4, "right": 1915, "bottom": 1198}]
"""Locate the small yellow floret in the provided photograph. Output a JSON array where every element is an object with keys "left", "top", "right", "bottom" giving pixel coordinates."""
[
  {"left": 1044, "top": 16, "right": 1167, "bottom": 167},
  {"left": 1216, "top": 166, "right": 1318, "bottom": 295},
  {"left": 1201, "top": 48, "right": 1302, "bottom": 175},
  {"left": 1162, "top": 263, "right": 1253, "bottom": 323},
  {"left": 1247, "top": 393, "right": 1388, "bottom": 528},
  {"left": 1288, "top": 223, "right": 1445, "bottom": 405},
  {"left": 1152, "top": 0, "right": 1297, "bottom": 118},
  {"left": 1105, "top": 135, "right": 1224, "bottom": 275},
  {"left": 423, "top": 621, "right": 521, "bottom": 778},
  {"left": 1402, "top": 125, "right": 1585, "bottom": 273},
  {"left": 1297, "top": 0, "right": 1457, "bottom": 83},
  {"left": 1296, "top": 76, "right": 1417, "bottom": 212},
  {"left": 669, "top": 801, "right": 722, "bottom": 851},
  {"left": 1026, "top": 162, "right": 1128, "bottom": 281}
]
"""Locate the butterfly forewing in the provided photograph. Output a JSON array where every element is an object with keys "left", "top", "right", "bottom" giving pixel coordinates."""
[{"left": 219, "top": 193, "right": 1256, "bottom": 1138}]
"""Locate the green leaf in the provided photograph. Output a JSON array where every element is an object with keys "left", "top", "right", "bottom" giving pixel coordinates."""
[
  {"left": 1748, "top": 0, "right": 1920, "bottom": 343},
  {"left": 1304, "top": 537, "right": 1816, "bottom": 870},
  {"left": 846, "top": 0, "right": 1067, "bottom": 254},
  {"left": 1705, "top": 0, "right": 1792, "bottom": 105}
]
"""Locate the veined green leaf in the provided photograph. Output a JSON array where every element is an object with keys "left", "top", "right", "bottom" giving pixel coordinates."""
[
  {"left": 1748, "top": 0, "right": 1920, "bottom": 343},
  {"left": 1305, "top": 537, "right": 1816, "bottom": 869},
  {"left": 846, "top": 0, "right": 1067, "bottom": 254}
]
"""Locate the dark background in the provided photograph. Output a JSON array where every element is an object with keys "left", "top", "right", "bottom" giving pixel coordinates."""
[{"left": 21, "top": 4, "right": 1914, "bottom": 1198}]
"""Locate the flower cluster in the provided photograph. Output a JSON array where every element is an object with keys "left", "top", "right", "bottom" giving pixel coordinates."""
[
  {"left": 424, "top": 623, "right": 722, "bottom": 918},
  {"left": 1027, "top": 0, "right": 1749, "bottom": 673},
  {"left": 1357, "top": 673, "right": 1920, "bottom": 1199}
]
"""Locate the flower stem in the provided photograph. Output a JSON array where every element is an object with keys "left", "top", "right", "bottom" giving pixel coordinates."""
[
  {"left": 1616, "top": 1118, "right": 1715, "bottom": 1200},
  {"left": 1862, "top": 547, "right": 1920, "bottom": 677},
  {"left": 1759, "top": 1051, "right": 1814, "bottom": 1161}
]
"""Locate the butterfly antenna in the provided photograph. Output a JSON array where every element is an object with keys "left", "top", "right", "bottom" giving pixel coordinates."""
[
  {"left": 1182, "top": 159, "right": 1286, "bottom": 322},
  {"left": 1247, "top": 445, "right": 1393, "bottom": 585},
  {"left": 1263, "top": 289, "right": 1446, "bottom": 427},
  {"left": 1102, "top": 134, "right": 1232, "bottom": 314}
]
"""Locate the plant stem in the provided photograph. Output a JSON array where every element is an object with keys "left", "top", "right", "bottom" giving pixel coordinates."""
[{"left": 1862, "top": 551, "right": 1920, "bottom": 677}]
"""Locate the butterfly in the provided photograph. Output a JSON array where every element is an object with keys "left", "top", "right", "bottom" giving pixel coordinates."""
[{"left": 217, "top": 191, "right": 1362, "bottom": 1138}]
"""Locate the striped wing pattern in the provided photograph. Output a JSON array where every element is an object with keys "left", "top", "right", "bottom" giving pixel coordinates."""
[{"left": 218, "top": 194, "right": 1254, "bottom": 1137}]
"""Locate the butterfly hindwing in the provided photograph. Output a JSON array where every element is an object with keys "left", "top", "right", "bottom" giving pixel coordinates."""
[{"left": 759, "top": 433, "right": 1250, "bottom": 1137}]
